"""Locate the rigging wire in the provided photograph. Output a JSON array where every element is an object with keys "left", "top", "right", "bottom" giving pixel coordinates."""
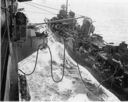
[
  {"left": 23, "top": 10, "right": 57, "bottom": 15},
  {"left": 27, "top": 1, "right": 86, "bottom": 18},
  {"left": 24, "top": 2, "right": 57, "bottom": 15},
  {"left": 33, "top": 16, "right": 85, "bottom": 26},
  {"left": 73, "top": 41, "right": 92, "bottom": 90},
  {"left": 28, "top": 2, "right": 59, "bottom": 11},
  {"left": 70, "top": 36, "right": 103, "bottom": 100},
  {"left": 22, "top": 1, "right": 86, "bottom": 19},
  {"left": 74, "top": 37, "right": 118, "bottom": 98},
  {"left": 47, "top": 38, "right": 65, "bottom": 83},
  {"left": 76, "top": 61, "right": 103, "bottom": 100},
  {"left": 76, "top": 60, "right": 89, "bottom": 88}
]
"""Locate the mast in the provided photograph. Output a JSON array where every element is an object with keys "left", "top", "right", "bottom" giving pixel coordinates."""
[{"left": 66, "top": 0, "right": 68, "bottom": 16}]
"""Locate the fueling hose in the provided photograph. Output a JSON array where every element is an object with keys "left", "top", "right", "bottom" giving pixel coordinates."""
[
  {"left": 18, "top": 45, "right": 41, "bottom": 76},
  {"left": 18, "top": 35, "right": 66, "bottom": 83},
  {"left": 47, "top": 38, "right": 65, "bottom": 83}
]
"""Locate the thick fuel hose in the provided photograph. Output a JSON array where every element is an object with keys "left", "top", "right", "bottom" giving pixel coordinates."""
[{"left": 47, "top": 38, "right": 65, "bottom": 83}]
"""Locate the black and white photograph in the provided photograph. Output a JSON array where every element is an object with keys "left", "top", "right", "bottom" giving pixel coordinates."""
[{"left": 1, "top": 0, "right": 128, "bottom": 101}]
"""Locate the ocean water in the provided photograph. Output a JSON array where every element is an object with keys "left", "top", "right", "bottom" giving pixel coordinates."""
[
  {"left": 19, "top": 0, "right": 128, "bottom": 44},
  {"left": 69, "top": 0, "right": 128, "bottom": 45},
  {"left": 18, "top": 1, "right": 127, "bottom": 101},
  {"left": 94, "top": 17, "right": 128, "bottom": 45},
  {"left": 18, "top": 28, "right": 120, "bottom": 101}
]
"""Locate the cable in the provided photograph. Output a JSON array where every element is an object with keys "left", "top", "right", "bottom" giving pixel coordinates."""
[
  {"left": 76, "top": 57, "right": 104, "bottom": 100},
  {"left": 18, "top": 46, "right": 40, "bottom": 76},
  {"left": 34, "top": 16, "right": 85, "bottom": 26},
  {"left": 47, "top": 38, "right": 65, "bottom": 83},
  {"left": 76, "top": 61, "right": 87, "bottom": 86},
  {"left": 74, "top": 38, "right": 118, "bottom": 92},
  {"left": 28, "top": 3, "right": 86, "bottom": 18},
  {"left": 72, "top": 37, "right": 104, "bottom": 100},
  {"left": 28, "top": 2, "right": 59, "bottom": 11},
  {"left": 24, "top": 2, "right": 57, "bottom": 15},
  {"left": 24, "top": 10, "right": 57, "bottom": 15},
  {"left": 74, "top": 49, "right": 90, "bottom": 89}
]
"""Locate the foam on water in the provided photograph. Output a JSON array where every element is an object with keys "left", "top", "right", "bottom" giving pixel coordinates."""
[{"left": 18, "top": 31, "right": 120, "bottom": 101}]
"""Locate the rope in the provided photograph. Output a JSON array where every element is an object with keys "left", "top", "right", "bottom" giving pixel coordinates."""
[
  {"left": 76, "top": 61, "right": 87, "bottom": 87},
  {"left": 72, "top": 37, "right": 104, "bottom": 100},
  {"left": 74, "top": 40, "right": 118, "bottom": 99},
  {"left": 23, "top": 10, "right": 57, "bottom": 15},
  {"left": 76, "top": 57, "right": 104, "bottom": 100},
  {"left": 28, "top": 2, "right": 59, "bottom": 11},
  {"left": 18, "top": 46, "right": 39, "bottom": 76},
  {"left": 24, "top": 3, "right": 56, "bottom": 15},
  {"left": 47, "top": 38, "right": 65, "bottom": 83},
  {"left": 64, "top": 37, "right": 87, "bottom": 86}
]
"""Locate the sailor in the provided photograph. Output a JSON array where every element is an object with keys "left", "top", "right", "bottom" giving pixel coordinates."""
[
  {"left": 79, "top": 45, "right": 87, "bottom": 54},
  {"left": 81, "top": 17, "right": 95, "bottom": 37}
]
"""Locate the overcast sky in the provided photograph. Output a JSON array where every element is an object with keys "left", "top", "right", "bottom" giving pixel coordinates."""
[
  {"left": 18, "top": 0, "right": 128, "bottom": 44},
  {"left": 18, "top": 0, "right": 128, "bottom": 23}
]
